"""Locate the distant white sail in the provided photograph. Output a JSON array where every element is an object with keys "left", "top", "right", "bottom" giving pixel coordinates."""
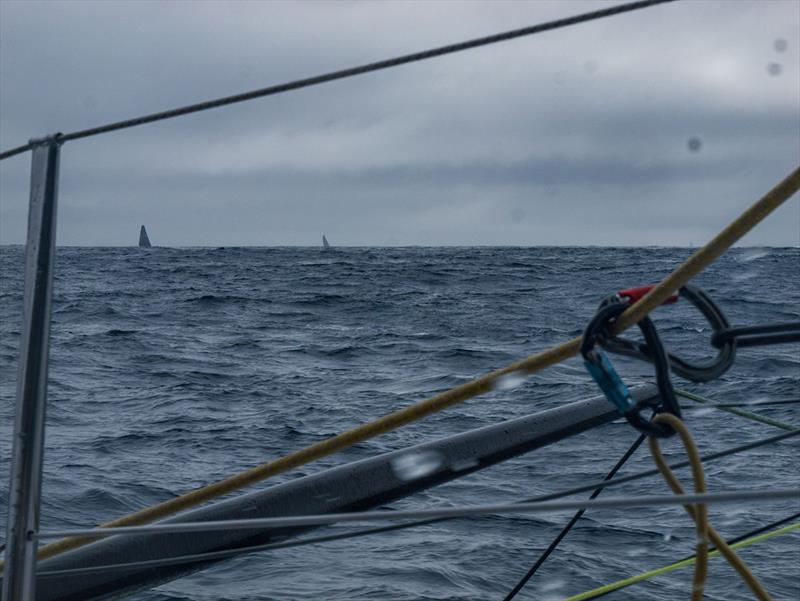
[
  {"left": 322, "top": 235, "right": 331, "bottom": 250},
  {"left": 139, "top": 225, "right": 152, "bottom": 248}
]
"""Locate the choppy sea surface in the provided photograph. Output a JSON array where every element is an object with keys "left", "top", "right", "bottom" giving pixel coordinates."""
[{"left": 1, "top": 246, "right": 798, "bottom": 601}]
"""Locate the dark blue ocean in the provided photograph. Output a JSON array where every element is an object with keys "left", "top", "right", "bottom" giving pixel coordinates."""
[{"left": 1, "top": 246, "right": 798, "bottom": 601}]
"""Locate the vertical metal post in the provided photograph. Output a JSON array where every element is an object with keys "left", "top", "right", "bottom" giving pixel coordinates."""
[{"left": 3, "top": 136, "right": 61, "bottom": 601}]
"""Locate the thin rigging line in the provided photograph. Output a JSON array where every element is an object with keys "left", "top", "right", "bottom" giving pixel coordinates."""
[
  {"left": 33, "top": 429, "right": 799, "bottom": 578},
  {"left": 502, "top": 435, "right": 646, "bottom": 601},
  {"left": 37, "top": 489, "right": 800, "bottom": 539},
  {"left": 0, "top": 0, "right": 677, "bottom": 161}
]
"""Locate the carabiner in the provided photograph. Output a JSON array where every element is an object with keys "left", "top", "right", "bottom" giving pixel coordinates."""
[{"left": 581, "top": 301, "right": 680, "bottom": 438}]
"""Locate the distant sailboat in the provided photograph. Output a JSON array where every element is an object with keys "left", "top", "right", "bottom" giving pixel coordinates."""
[
  {"left": 139, "top": 225, "right": 152, "bottom": 248},
  {"left": 322, "top": 235, "right": 331, "bottom": 250}
]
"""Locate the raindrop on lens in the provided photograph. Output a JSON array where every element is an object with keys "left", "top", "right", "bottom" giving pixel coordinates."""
[
  {"left": 625, "top": 546, "right": 648, "bottom": 558},
  {"left": 493, "top": 371, "right": 527, "bottom": 391},
  {"left": 539, "top": 578, "right": 567, "bottom": 600},
  {"left": 720, "top": 514, "right": 747, "bottom": 528},
  {"left": 767, "top": 62, "right": 782, "bottom": 76},
  {"left": 774, "top": 38, "right": 787, "bottom": 53},
  {"left": 541, "top": 579, "right": 566, "bottom": 592},
  {"left": 391, "top": 451, "right": 444, "bottom": 481},
  {"left": 739, "top": 248, "right": 770, "bottom": 262},
  {"left": 731, "top": 271, "right": 756, "bottom": 282},
  {"left": 510, "top": 207, "right": 526, "bottom": 221},
  {"left": 687, "top": 137, "right": 702, "bottom": 153},
  {"left": 451, "top": 458, "right": 480, "bottom": 472}
]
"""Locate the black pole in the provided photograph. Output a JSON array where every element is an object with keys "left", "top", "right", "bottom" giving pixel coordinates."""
[{"left": 25, "top": 385, "right": 657, "bottom": 601}]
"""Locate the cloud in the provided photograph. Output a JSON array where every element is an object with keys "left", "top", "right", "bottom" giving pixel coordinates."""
[{"left": 1, "top": 0, "right": 798, "bottom": 246}]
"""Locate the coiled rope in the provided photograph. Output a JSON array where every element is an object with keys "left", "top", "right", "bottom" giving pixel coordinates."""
[
  {"left": 649, "top": 414, "right": 709, "bottom": 601},
  {"left": 12, "top": 165, "right": 797, "bottom": 566},
  {"left": 648, "top": 413, "right": 771, "bottom": 600},
  {"left": 0, "top": 0, "right": 676, "bottom": 162}
]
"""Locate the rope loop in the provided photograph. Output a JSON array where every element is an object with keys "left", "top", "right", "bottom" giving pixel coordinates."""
[
  {"left": 648, "top": 413, "right": 772, "bottom": 601},
  {"left": 581, "top": 302, "right": 680, "bottom": 438},
  {"left": 648, "top": 414, "right": 709, "bottom": 600}
]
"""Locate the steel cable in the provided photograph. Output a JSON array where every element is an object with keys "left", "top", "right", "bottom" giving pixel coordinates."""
[
  {"left": 0, "top": 0, "right": 677, "bottom": 161},
  {"left": 502, "top": 434, "right": 646, "bottom": 601},
  {"left": 31, "top": 429, "right": 800, "bottom": 578}
]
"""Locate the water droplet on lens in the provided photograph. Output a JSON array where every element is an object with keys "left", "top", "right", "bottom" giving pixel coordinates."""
[
  {"left": 731, "top": 271, "right": 756, "bottom": 282},
  {"left": 738, "top": 248, "right": 770, "bottom": 262},
  {"left": 774, "top": 38, "right": 787, "bottom": 53},
  {"left": 687, "top": 137, "right": 702, "bottom": 153},
  {"left": 767, "top": 62, "right": 782, "bottom": 76},
  {"left": 493, "top": 371, "right": 527, "bottom": 391},
  {"left": 539, "top": 581, "right": 567, "bottom": 601},
  {"left": 743, "top": 396, "right": 770, "bottom": 406},
  {"left": 391, "top": 451, "right": 445, "bottom": 481},
  {"left": 540, "top": 578, "right": 567, "bottom": 594},
  {"left": 720, "top": 515, "right": 747, "bottom": 528},
  {"left": 451, "top": 458, "right": 480, "bottom": 472},
  {"left": 625, "top": 546, "right": 648, "bottom": 557}
]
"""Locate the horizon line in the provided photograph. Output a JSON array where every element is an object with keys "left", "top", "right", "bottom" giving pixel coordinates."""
[{"left": 1, "top": 244, "right": 797, "bottom": 249}]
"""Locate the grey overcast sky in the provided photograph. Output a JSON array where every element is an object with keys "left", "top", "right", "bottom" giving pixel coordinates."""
[{"left": 0, "top": 0, "right": 798, "bottom": 247}]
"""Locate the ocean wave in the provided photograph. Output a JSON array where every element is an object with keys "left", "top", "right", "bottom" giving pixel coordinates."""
[{"left": 0, "top": 246, "right": 796, "bottom": 601}]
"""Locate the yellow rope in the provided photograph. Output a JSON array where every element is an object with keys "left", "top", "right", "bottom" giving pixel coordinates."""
[
  {"left": 561, "top": 521, "right": 800, "bottom": 601},
  {"left": 610, "top": 165, "right": 800, "bottom": 333},
  {"left": 16, "top": 165, "right": 800, "bottom": 566},
  {"left": 648, "top": 414, "right": 771, "bottom": 601},
  {"left": 648, "top": 414, "right": 708, "bottom": 601}
]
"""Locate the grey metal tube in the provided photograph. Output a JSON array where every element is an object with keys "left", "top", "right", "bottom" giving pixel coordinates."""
[
  {"left": 21, "top": 384, "right": 657, "bottom": 601},
  {"left": 2, "top": 137, "right": 61, "bottom": 601}
]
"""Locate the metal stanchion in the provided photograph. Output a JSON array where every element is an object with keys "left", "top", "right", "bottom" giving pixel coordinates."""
[{"left": 3, "top": 136, "right": 62, "bottom": 601}]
